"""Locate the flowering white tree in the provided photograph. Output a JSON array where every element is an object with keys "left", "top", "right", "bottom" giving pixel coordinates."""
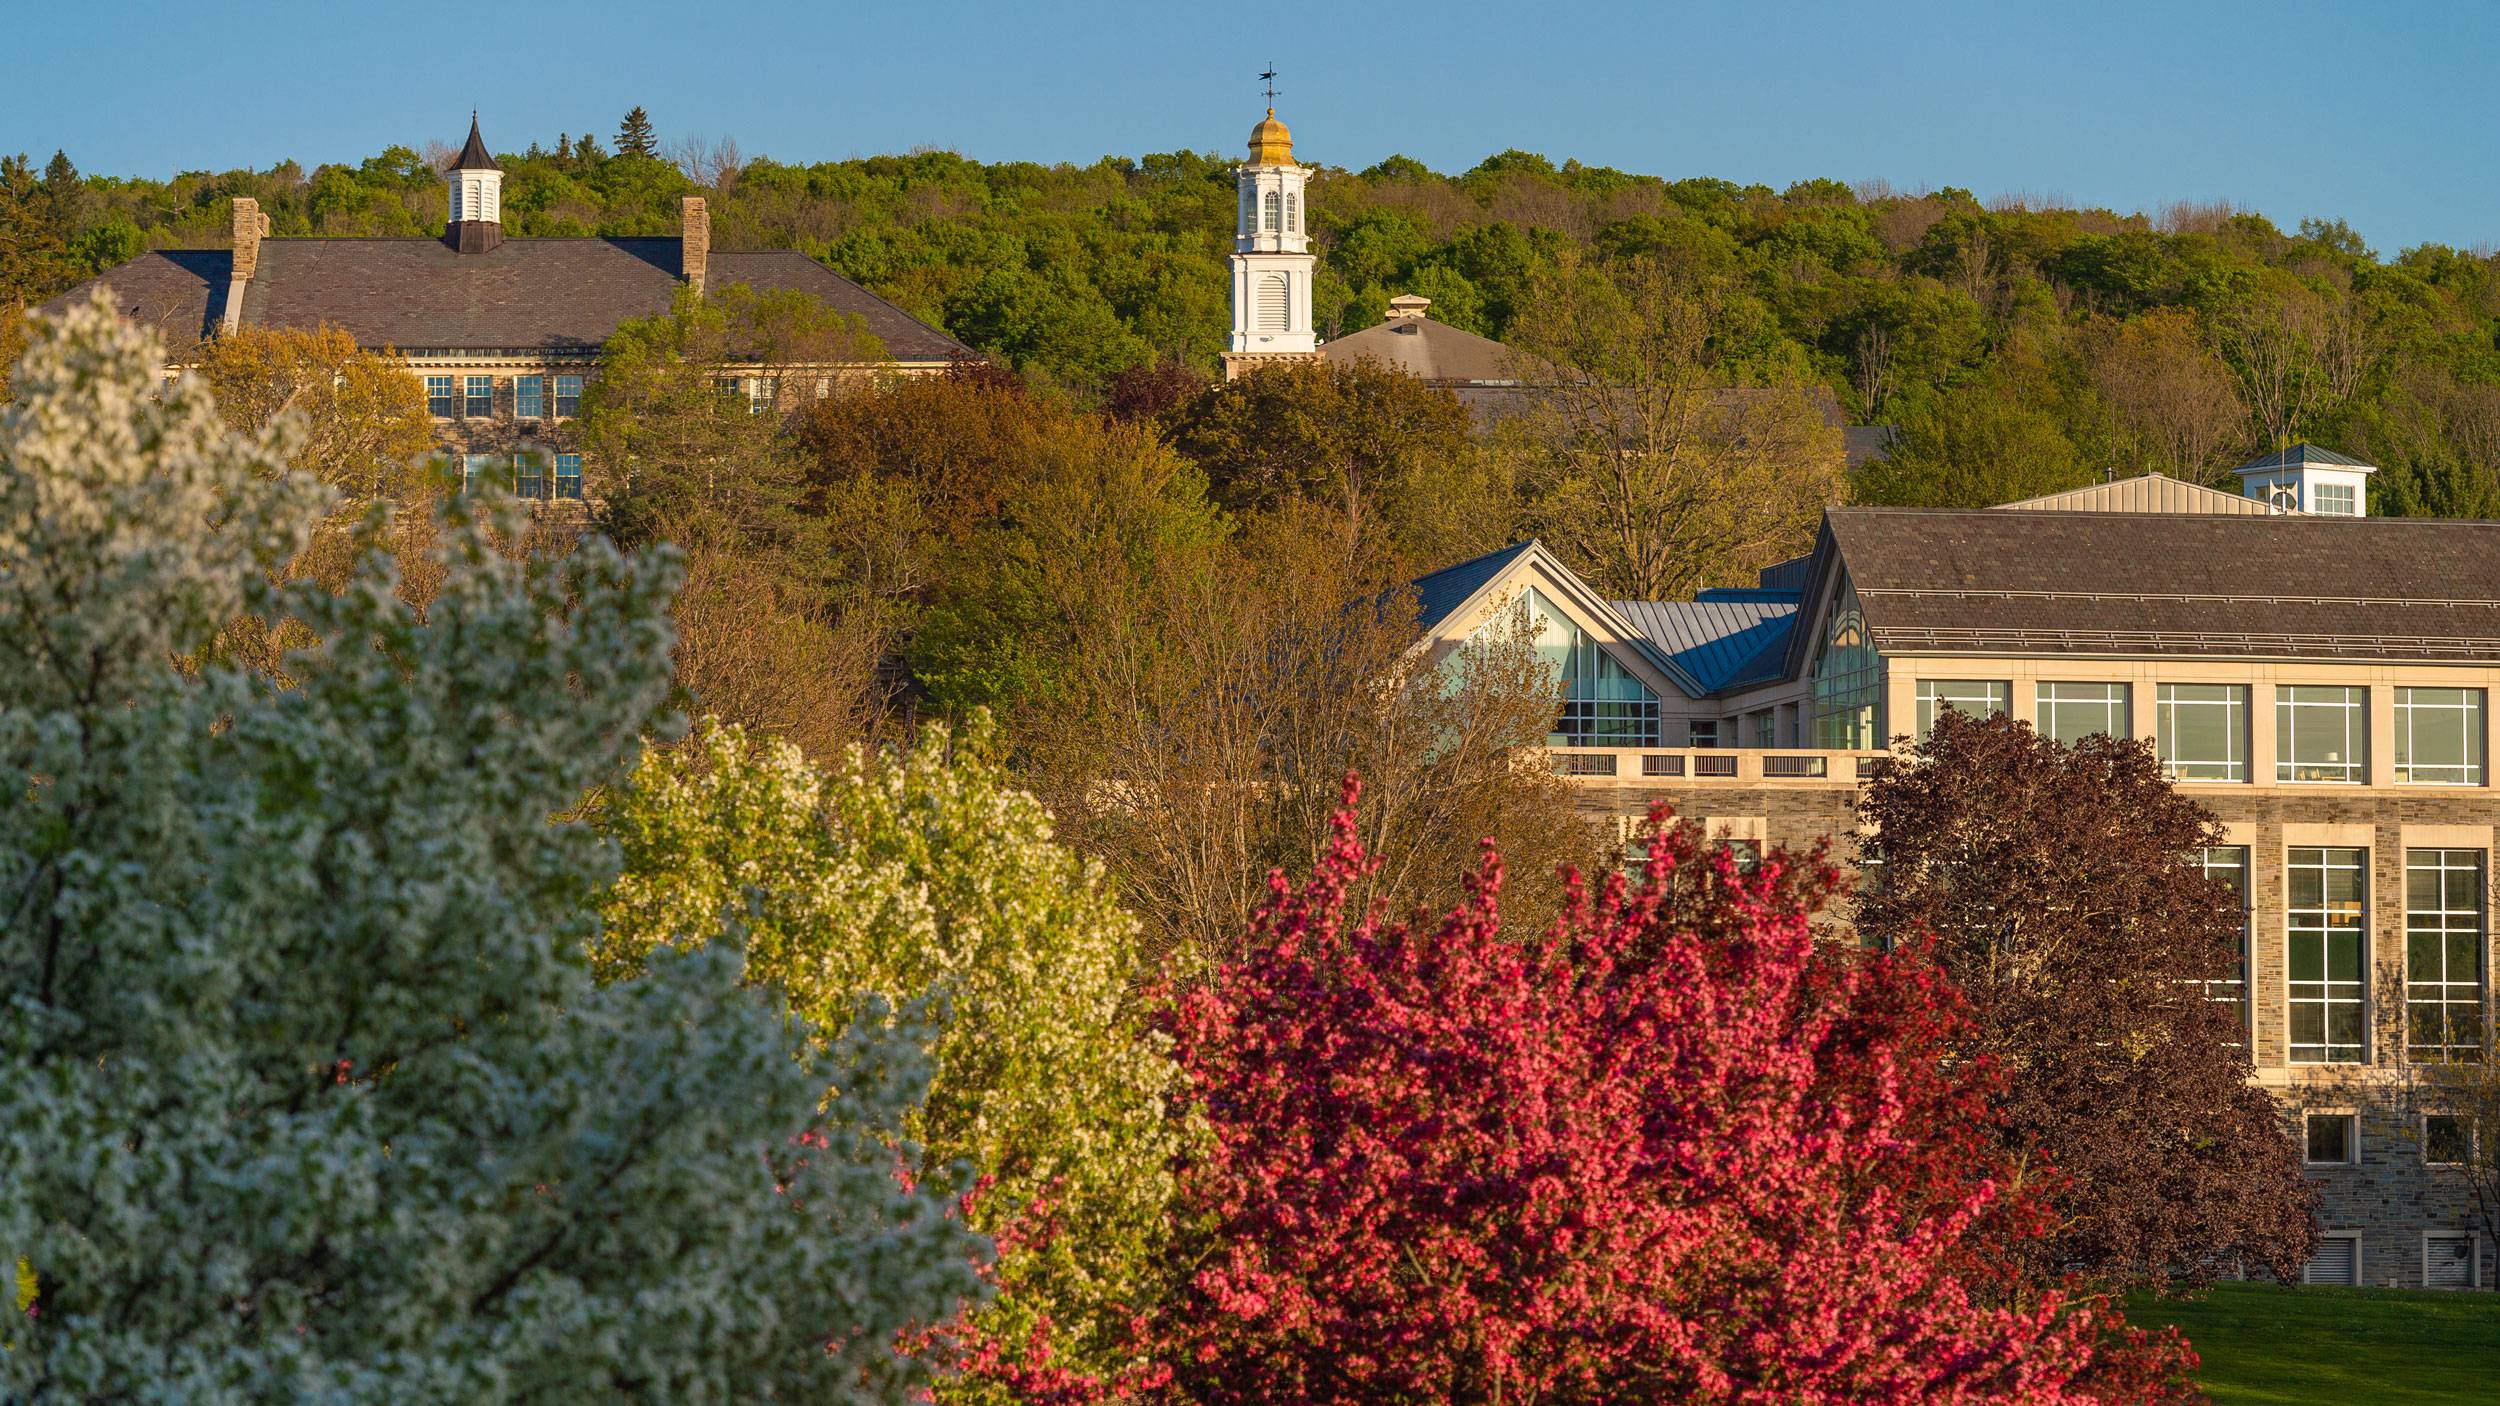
[
  {"left": 597, "top": 718, "right": 1185, "bottom": 1396},
  {"left": 0, "top": 296, "right": 985, "bottom": 1403}
]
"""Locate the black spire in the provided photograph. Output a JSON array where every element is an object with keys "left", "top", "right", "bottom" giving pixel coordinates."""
[{"left": 453, "top": 112, "right": 497, "bottom": 171}]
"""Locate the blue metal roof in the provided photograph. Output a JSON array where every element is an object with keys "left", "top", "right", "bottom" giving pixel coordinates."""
[
  {"left": 1410, "top": 540, "right": 1538, "bottom": 634},
  {"left": 1610, "top": 597, "right": 1798, "bottom": 695}
]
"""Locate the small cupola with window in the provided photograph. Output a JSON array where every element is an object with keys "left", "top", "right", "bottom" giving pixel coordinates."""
[
  {"left": 2231, "top": 444, "right": 2375, "bottom": 516},
  {"left": 444, "top": 112, "right": 504, "bottom": 254}
]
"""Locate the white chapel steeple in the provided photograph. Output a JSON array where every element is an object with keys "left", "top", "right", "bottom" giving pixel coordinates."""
[
  {"left": 1224, "top": 100, "right": 1316, "bottom": 378},
  {"left": 444, "top": 113, "right": 504, "bottom": 254}
]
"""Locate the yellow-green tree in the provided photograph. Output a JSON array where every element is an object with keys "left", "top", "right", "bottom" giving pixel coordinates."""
[{"left": 191, "top": 323, "right": 432, "bottom": 500}]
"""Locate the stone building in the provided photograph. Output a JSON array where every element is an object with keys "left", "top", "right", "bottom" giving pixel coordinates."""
[
  {"left": 1413, "top": 455, "right": 2496, "bottom": 1290},
  {"left": 44, "top": 115, "right": 972, "bottom": 499}
]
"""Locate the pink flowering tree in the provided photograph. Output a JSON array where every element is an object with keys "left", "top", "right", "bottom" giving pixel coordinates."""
[{"left": 1155, "top": 784, "right": 2196, "bottom": 1405}]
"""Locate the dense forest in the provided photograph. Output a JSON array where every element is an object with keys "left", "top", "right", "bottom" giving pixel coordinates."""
[{"left": 6, "top": 118, "right": 2500, "bottom": 516}]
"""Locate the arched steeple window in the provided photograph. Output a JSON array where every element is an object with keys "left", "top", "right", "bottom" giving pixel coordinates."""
[
  {"left": 1262, "top": 189, "right": 1282, "bottom": 233},
  {"left": 1284, "top": 191, "right": 1298, "bottom": 233}
]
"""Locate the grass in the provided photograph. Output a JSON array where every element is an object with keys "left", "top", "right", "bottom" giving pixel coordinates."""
[{"left": 2123, "top": 1282, "right": 2500, "bottom": 1404}]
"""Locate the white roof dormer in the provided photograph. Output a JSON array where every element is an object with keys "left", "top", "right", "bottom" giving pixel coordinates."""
[{"left": 2232, "top": 444, "right": 2376, "bottom": 517}]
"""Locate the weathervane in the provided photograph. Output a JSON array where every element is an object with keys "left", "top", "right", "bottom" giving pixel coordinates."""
[{"left": 1259, "top": 66, "right": 1279, "bottom": 108}]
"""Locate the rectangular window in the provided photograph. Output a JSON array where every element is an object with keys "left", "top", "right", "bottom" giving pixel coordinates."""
[
  {"left": 514, "top": 374, "right": 544, "bottom": 420},
  {"left": 2157, "top": 684, "right": 2247, "bottom": 781},
  {"left": 2278, "top": 685, "right": 2367, "bottom": 783},
  {"left": 554, "top": 374, "right": 583, "bottom": 418},
  {"left": 1688, "top": 720, "right": 1720, "bottom": 749},
  {"left": 2038, "top": 681, "right": 2129, "bottom": 747},
  {"left": 2304, "top": 1112, "right": 2357, "bottom": 1165},
  {"left": 2407, "top": 848, "right": 2485, "bottom": 1062},
  {"left": 1914, "top": 680, "right": 2008, "bottom": 738},
  {"left": 747, "top": 375, "right": 779, "bottom": 415},
  {"left": 2289, "top": 847, "right": 2369, "bottom": 1063},
  {"left": 425, "top": 374, "right": 455, "bottom": 418},
  {"left": 1720, "top": 838, "right": 1762, "bottom": 874},
  {"left": 554, "top": 453, "right": 583, "bottom": 501},
  {"left": 2424, "top": 1114, "right": 2471, "bottom": 1166},
  {"left": 1751, "top": 711, "right": 1776, "bottom": 748},
  {"left": 463, "top": 375, "right": 493, "bottom": 419},
  {"left": 2425, "top": 1234, "right": 2475, "bottom": 1290},
  {"left": 515, "top": 452, "right": 547, "bottom": 500},
  {"left": 2199, "top": 846, "right": 2251, "bottom": 1033},
  {"left": 2396, "top": 687, "right": 2484, "bottom": 785},
  {"left": 2312, "top": 482, "right": 2359, "bottom": 516},
  {"left": 460, "top": 453, "right": 498, "bottom": 496}
]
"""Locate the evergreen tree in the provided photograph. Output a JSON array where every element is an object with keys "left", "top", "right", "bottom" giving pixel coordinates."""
[{"left": 617, "top": 106, "right": 660, "bottom": 159}]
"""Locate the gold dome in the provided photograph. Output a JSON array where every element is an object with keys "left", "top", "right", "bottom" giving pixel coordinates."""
[{"left": 1247, "top": 108, "right": 1294, "bottom": 165}]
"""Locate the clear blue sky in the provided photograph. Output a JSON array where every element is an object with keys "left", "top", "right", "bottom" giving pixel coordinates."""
[{"left": 7, "top": 0, "right": 2492, "bottom": 254}]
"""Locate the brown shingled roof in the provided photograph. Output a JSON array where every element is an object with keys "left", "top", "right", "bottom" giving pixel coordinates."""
[
  {"left": 45, "top": 238, "right": 972, "bottom": 362},
  {"left": 1825, "top": 507, "right": 2500, "bottom": 661}
]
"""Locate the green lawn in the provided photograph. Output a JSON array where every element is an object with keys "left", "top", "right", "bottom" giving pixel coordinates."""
[{"left": 2124, "top": 1282, "right": 2500, "bottom": 1404}]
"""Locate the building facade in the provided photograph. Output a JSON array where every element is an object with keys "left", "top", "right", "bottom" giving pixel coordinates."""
[
  {"left": 45, "top": 115, "right": 973, "bottom": 500},
  {"left": 1413, "top": 457, "right": 2496, "bottom": 1290}
]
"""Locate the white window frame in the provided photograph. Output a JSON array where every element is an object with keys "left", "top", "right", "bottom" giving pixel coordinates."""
[
  {"left": 553, "top": 373, "right": 583, "bottom": 418},
  {"left": 2288, "top": 848, "right": 2369, "bottom": 1064},
  {"left": 2312, "top": 482, "right": 2359, "bottom": 516},
  {"left": 1914, "top": 679, "right": 2008, "bottom": 738},
  {"left": 424, "top": 374, "right": 455, "bottom": 419},
  {"left": 2277, "top": 685, "right": 2367, "bottom": 784},
  {"left": 554, "top": 453, "right": 584, "bottom": 501},
  {"left": 2156, "top": 683, "right": 2248, "bottom": 782},
  {"left": 2422, "top": 1231, "right": 2478, "bottom": 1290},
  {"left": 2303, "top": 1109, "right": 2361, "bottom": 1166},
  {"left": 2304, "top": 1230, "right": 2363, "bottom": 1286},
  {"left": 2395, "top": 687, "right": 2485, "bottom": 786},
  {"left": 462, "top": 374, "right": 494, "bottom": 420},
  {"left": 460, "top": 453, "right": 498, "bottom": 496},
  {"left": 2037, "top": 681, "right": 2128, "bottom": 746},
  {"left": 514, "top": 373, "right": 544, "bottom": 420}
]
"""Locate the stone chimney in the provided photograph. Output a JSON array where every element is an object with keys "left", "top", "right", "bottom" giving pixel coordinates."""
[
  {"left": 222, "top": 197, "right": 272, "bottom": 334},
  {"left": 681, "top": 196, "right": 710, "bottom": 299},
  {"left": 1386, "top": 293, "right": 1432, "bottom": 320}
]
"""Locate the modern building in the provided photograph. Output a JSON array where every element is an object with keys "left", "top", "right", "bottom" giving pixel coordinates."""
[
  {"left": 1413, "top": 452, "right": 2495, "bottom": 1290},
  {"left": 44, "top": 115, "right": 972, "bottom": 499}
]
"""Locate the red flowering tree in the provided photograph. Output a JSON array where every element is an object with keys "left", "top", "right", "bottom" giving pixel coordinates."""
[{"left": 1156, "top": 784, "right": 2195, "bottom": 1405}]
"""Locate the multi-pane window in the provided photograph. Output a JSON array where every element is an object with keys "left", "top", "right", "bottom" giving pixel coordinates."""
[
  {"left": 2289, "top": 846, "right": 2369, "bottom": 1063},
  {"left": 747, "top": 376, "right": 779, "bottom": 415},
  {"left": 2198, "top": 846, "right": 2251, "bottom": 1033},
  {"left": 2304, "top": 1112, "right": 2357, "bottom": 1164},
  {"left": 2312, "top": 483, "right": 2359, "bottom": 516},
  {"left": 1811, "top": 575, "right": 1882, "bottom": 748},
  {"left": 1720, "top": 839, "right": 1762, "bottom": 874},
  {"left": 460, "top": 453, "right": 498, "bottom": 496},
  {"left": 463, "top": 375, "right": 493, "bottom": 419},
  {"left": 2157, "top": 684, "right": 2247, "bottom": 781},
  {"left": 1261, "top": 189, "right": 1281, "bottom": 232},
  {"left": 554, "top": 374, "right": 583, "bottom": 417},
  {"left": 2396, "top": 687, "right": 2484, "bottom": 785},
  {"left": 515, "top": 452, "right": 547, "bottom": 500},
  {"left": 2038, "top": 682, "right": 2129, "bottom": 746},
  {"left": 1688, "top": 719, "right": 1721, "bottom": 748},
  {"left": 1284, "top": 191, "right": 1298, "bottom": 233},
  {"left": 425, "top": 374, "right": 455, "bottom": 417},
  {"left": 2407, "top": 849, "right": 2485, "bottom": 1062},
  {"left": 1503, "top": 588, "right": 1660, "bottom": 747},
  {"left": 515, "top": 374, "right": 544, "bottom": 420},
  {"left": 2278, "top": 685, "right": 2367, "bottom": 783},
  {"left": 1751, "top": 711, "right": 1776, "bottom": 748},
  {"left": 1914, "top": 680, "right": 2007, "bottom": 738},
  {"left": 554, "top": 453, "right": 584, "bottom": 501}
]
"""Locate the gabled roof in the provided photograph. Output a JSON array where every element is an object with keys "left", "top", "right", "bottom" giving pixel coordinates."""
[
  {"left": 1318, "top": 315, "right": 1534, "bottom": 384},
  {"left": 452, "top": 115, "right": 498, "bottom": 172},
  {"left": 1411, "top": 539, "right": 1539, "bottom": 635},
  {"left": 2231, "top": 443, "right": 2376, "bottom": 476},
  {"left": 45, "top": 240, "right": 974, "bottom": 361},
  {"left": 1823, "top": 507, "right": 2500, "bottom": 660},
  {"left": 1996, "top": 472, "right": 2276, "bottom": 516}
]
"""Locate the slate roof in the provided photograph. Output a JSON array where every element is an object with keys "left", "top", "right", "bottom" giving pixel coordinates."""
[
  {"left": 453, "top": 116, "right": 497, "bottom": 171},
  {"left": 1823, "top": 508, "right": 2500, "bottom": 661},
  {"left": 45, "top": 239, "right": 972, "bottom": 362},
  {"left": 1318, "top": 315, "right": 1537, "bottom": 383},
  {"left": 1613, "top": 596, "right": 1798, "bottom": 694}
]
